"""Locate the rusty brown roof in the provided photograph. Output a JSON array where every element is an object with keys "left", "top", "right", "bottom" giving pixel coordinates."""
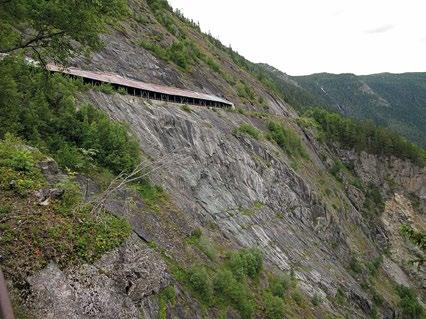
[{"left": 47, "top": 64, "right": 233, "bottom": 106}]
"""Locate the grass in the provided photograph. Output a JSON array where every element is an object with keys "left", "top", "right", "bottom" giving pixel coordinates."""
[
  {"left": 0, "top": 137, "right": 131, "bottom": 284},
  {"left": 267, "top": 121, "right": 308, "bottom": 159},
  {"left": 134, "top": 179, "right": 168, "bottom": 212},
  {"left": 234, "top": 123, "right": 262, "bottom": 140}
]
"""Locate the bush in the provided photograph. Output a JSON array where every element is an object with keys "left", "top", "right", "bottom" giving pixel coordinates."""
[
  {"left": 267, "top": 121, "right": 307, "bottom": 159},
  {"left": 188, "top": 267, "right": 213, "bottom": 304},
  {"left": 228, "top": 248, "right": 263, "bottom": 280},
  {"left": 213, "top": 269, "right": 255, "bottom": 318},
  {"left": 364, "top": 183, "right": 384, "bottom": 216},
  {"left": 0, "top": 135, "right": 45, "bottom": 195},
  {"left": 263, "top": 292, "right": 285, "bottom": 319},
  {"left": 269, "top": 275, "right": 291, "bottom": 297},
  {"left": 234, "top": 123, "right": 262, "bottom": 140},
  {"left": 181, "top": 104, "right": 192, "bottom": 113},
  {"left": 291, "top": 289, "right": 303, "bottom": 305},
  {"left": 395, "top": 285, "right": 423, "bottom": 318}
]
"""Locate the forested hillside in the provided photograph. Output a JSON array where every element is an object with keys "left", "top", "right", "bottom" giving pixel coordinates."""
[{"left": 257, "top": 64, "right": 426, "bottom": 147}]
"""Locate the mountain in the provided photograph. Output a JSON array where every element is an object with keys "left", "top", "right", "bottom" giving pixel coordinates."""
[
  {"left": 0, "top": 1, "right": 425, "bottom": 318},
  {"left": 257, "top": 64, "right": 426, "bottom": 147}
]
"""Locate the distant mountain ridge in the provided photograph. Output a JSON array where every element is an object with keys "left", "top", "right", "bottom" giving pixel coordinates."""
[{"left": 257, "top": 64, "right": 426, "bottom": 147}]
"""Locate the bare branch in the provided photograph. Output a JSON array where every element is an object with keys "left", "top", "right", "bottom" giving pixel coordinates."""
[{"left": 87, "top": 152, "right": 190, "bottom": 216}]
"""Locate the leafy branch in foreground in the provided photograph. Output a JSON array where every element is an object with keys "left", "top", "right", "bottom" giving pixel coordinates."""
[{"left": 0, "top": 0, "right": 128, "bottom": 64}]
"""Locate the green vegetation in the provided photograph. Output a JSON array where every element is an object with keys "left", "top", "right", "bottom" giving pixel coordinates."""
[
  {"left": 306, "top": 108, "right": 426, "bottom": 167},
  {"left": 0, "top": 57, "right": 140, "bottom": 175},
  {"left": 170, "top": 248, "right": 263, "bottom": 318},
  {"left": 181, "top": 104, "right": 192, "bottom": 113},
  {"left": 267, "top": 121, "right": 307, "bottom": 159},
  {"left": 263, "top": 292, "right": 285, "bottom": 319},
  {"left": 0, "top": 137, "right": 131, "bottom": 283},
  {"left": 395, "top": 285, "right": 424, "bottom": 318},
  {"left": 158, "top": 286, "right": 177, "bottom": 319},
  {"left": 0, "top": 0, "right": 127, "bottom": 63},
  {"left": 134, "top": 179, "right": 167, "bottom": 212},
  {"left": 234, "top": 123, "right": 262, "bottom": 140},
  {"left": 400, "top": 225, "right": 425, "bottom": 265},
  {"left": 363, "top": 183, "right": 385, "bottom": 216},
  {"left": 237, "top": 81, "right": 257, "bottom": 104}
]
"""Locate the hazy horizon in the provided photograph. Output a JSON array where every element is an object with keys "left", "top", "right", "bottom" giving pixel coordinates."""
[{"left": 168, "top": 0, "right": 426, "bottom": 76}]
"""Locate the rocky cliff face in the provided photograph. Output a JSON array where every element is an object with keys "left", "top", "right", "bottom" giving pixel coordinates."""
[
  {"left": 13, "top": 0, "right": 426, "bottom": 317},
  {"left": 21, "top": 89, "right": 424, "bottom": 318}
]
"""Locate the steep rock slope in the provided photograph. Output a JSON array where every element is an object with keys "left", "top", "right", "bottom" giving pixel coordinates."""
[{"left": 11, "top": 0, "right": 426, "bottom": 318}]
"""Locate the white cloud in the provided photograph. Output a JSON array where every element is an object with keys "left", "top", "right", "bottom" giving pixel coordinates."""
[
  {"left": 167, "top": 0, "right": 426, "bottom": 75},
  {"left": 365, "top": 24, "right": 395, "bottom": 34}
]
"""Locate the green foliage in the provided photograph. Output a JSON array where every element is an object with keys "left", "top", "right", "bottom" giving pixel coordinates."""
[
  {"left": 306, "top": 108, "right": 426, "bottom": 167},
  {"left": 267, "top": 121, "right": 307, "bottom": 159},
  {"left": 181, "top": 104, "right": 192, "bottom": 113},
  {"left": 330, "top": 160, "right": 345, "bottom": 182},
  {"left": 159, "top": 286, "right": 176, "bottom": 319},
  {"left": 234, "top": 123, "right": 262, "bottom": 140},
  {"left": 363, "top": 183, "right": 384, "bottom": 216},
  {"left": 140, "top": 39, "right": 202, "bottom": 71},
  {"left": 395, "top": 285, "right": 424, "bottom": 318},
  {"left": 263, "top": 292, "right": 285, "bottom": 319},
  {"left": 213, "top": 269, "right": 255, "bottom": 318},
  {"left": 400, "top": 225, "right": 426, "bottom": 251},
  {"left": 291, "top": 289, "right": 303, "bottom": 305},
  {"left": 227, "top": 248, "right": 263, "bottom": 280},
  {"left": 0, "top": 174, "right": 131, "bottom": 283},
  {"left": 349, "top": 256, "right": 363, "bottom": 275},
  {"left": 0, "top": 134, "right": 45, "bottom": 195},
  {"left": 96, "top": 83, "right": 115, "bottom": 95},
  {"left": 236, "top": 81, "right": 257, "bottom": 104},
  {"left": 0, "top": 57, "right": 140, "bottom": 175},
  {"left": 0, "top": 0, "right": 128, "bottom": 63},
  {"left": 400, "top": 225, "right": 425, "bottom": 265},
  {"left": 187, "top": 266, "right": 214, "bottom": 304},
  {"left": 268, "top": 275, "right": 290, "bottom": 297},
  {"left": 311, "top": 293, "right": 322, "bottom": 306},
  {"left": 367, "top": 256, "right": 383, "bottom": 277},
  {"left": 134, "top": 179, "right": 167, "bottom": 212}
]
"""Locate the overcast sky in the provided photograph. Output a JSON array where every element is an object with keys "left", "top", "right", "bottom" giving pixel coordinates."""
[{"left": 167, "top": 0, "right": 426, "bottom": 75}]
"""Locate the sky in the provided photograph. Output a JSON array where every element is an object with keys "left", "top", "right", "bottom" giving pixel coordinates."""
[{"left": 167, "top": 0, "right": 426, "bottom": 75}]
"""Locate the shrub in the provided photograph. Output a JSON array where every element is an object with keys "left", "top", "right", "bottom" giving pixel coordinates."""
[
  {"left": 263, "top": 292, "right": 285, "bottom": 319},
  {"left": 188, "top": 267, "right": 213, "bottom": 304},
  {"left": 267, "top": 121, "right": 307, "bottom": 159},
  {"left": 363, "top": 183, "right": 384, "bottom": 216},
  {"left": 213, "top": 269, "right": 255, "bottom": 318},
  {"left": 291, "top": 289, "right": 303, "bottom": 305},
  {"left": 395, "top": 285, "right": 423, "bottom": 318},
  {"left": 159, "top": 286, "right": 176, "bottom": 319},
  {"left": 311, "top": 293, "right": 322, "bottom": 306},
  {"left": 181, "top": 104, "right": 192, "bottom": 113},
  {"left": 227, "top": 248, "right": 263, "bottom": 280},
  {"left": 234, "top": 123, "right": 262, "bottom": 140},
  {"left": 269, "top": 275, "right": 291, "bottom": 297},
  {"left": 0, "top": 135, "right": 45, "bottom": 195}
]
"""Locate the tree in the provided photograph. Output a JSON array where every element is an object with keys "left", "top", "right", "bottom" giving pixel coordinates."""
[{"left": 0, "top": 0, "right": 128, "bottom": 64}]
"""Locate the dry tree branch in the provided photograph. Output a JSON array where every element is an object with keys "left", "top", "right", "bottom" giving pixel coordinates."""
[{"left": 88, "top": 151, "right": 190, "bottom": 215}]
